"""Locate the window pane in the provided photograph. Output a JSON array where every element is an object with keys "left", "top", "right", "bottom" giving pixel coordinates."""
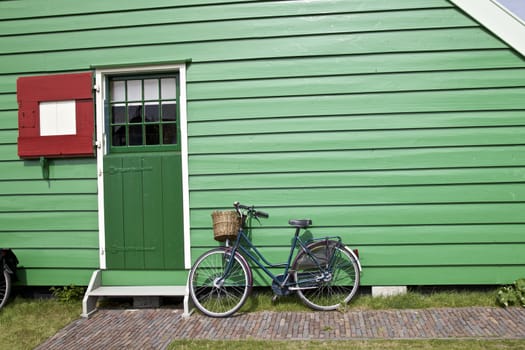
[
  {"left": 144, "top": 79, "right": 159, "bottom": 100},
  {"left": 108, "top": 74, "right": 179, "bottom": 150},
  {"left": 129, "top": 125, "right": 143, "bottom": 145},
  {"left": 111, "top": 105, "right": 126, "bottom": 124},
  {"left": 161, "top": 103, "right": 176, "bottom": 121},
  {"left": 111, "top": 81, "right": 125, "bottom": 102},
  {"left": 163, "top": 124, "right": 177, "bottom": 144},
  {"left": 145, "top": 103, "right": 159, "bottom": 122},
  {"left": 112, "top": 125, "right": 126, "bottom": 146},
  {"left": 128, "top": 104, "right": 142, "bottom": 123},
  {"left": 127, "top": 80, "right": 142, "bottom": 101},
  {"left": 146, "top": 125, "right": 160, "bottom": 145},
  {"left": 161, "top": 78, "right": 176, "bottom": 99}
]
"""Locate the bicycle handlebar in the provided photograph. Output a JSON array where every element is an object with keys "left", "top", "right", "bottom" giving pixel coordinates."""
[{"left": 233, "top": 201, "right": 269, "bottom": 219}]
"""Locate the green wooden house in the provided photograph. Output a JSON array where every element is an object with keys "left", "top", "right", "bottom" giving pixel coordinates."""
[{"left": 1, "top": 0, "right": 524, "bottom": 316}]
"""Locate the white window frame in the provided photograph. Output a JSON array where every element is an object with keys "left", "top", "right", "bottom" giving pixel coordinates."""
[{"left": 94, "top": 64, "right": 191, "bottom": 269}]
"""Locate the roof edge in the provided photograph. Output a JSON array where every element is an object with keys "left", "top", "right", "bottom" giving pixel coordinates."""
[{"left": 450, "top": 0, "right": 525, "bottom": 57}]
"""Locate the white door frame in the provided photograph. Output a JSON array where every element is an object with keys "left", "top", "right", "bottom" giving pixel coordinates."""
[{"left": 94, "top": 63, "right": 191, "bottom": 269}]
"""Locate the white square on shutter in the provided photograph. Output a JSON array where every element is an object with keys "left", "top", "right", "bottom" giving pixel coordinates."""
[{"left": 39, "top": 100, "right": 77, "bottom": 136}]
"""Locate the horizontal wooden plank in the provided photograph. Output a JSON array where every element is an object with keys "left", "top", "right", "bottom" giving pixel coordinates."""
[
  {"left": 189, "top": 111, "right": 525, "bottom": 137},
  {"left": 0, "top": 179, "right": 97, "bottom": 195},
  {"left": 13, "top": 248, "right": 98, "bottom": 268},
  {"left": 0, "top": 145, "right": 17, "bottom": 161},
  {"left": 189, "top": 167, "right": 525, "bottom": 190},
  {"left": 1, "top": 9, "right": 474, "bottom": 55},
  {"left": 0, "top": 159, "right": 96, "bottom": 181},
  {"left": 190, "top": 242, "right": 525, "bottom": 268},
  {"left": 0, "top": 0, "right": 452, "bottom": 33},
  {"left": 190, "top": 223, "right": 525, "bottom": 247},
  {"left": 0, "top": 110, "right": 17, "bottom": 129},
  {"left": 184, "top": 256, "right": 523, "bottom": 286},
  {"left": 0, "top": 231, "right": 98, "bottom": 248},
  {"left": 189, "top": 126, "right": 525, "bottom": 154},
  {"left": 0, "top": 93, "right": 16, "bottom": 111},
  {"left": 101, "top": 270, "right": 189, "bottom": 286},
  {"left": 0, "top": 0, "right": 260, "bottom": 20},
  {"left": 190, "top": 183, "right": 525, "bottom": 209},
  {"left": 16, "top": 268, "right": 94, "bottom": 286},
  {"left": 0, "top": 75, "right": 16, "bottom": 94},
  {"left": 0, "top": 28, "right": 504, "bottom": 74},
  {"left": 0, "top": 194, "right": 97, "bottom": 212},
  {"left": 0, "top": 129, "right": 16, "bottom": 144},
  {"left": 189, "top": 146, "right": 525, "bottom": 175},
  {"left": 190, "top": 203, "right": 525, "bottom": 228},
  {"left": 1, "top": 211, "right": 97, "bottom": 231},
  {"left": 361, "top": 244, "right": 525, "bottom": 266},
  {"left": 188, "top": 50, "right": 525, "bottom": 82},
  {"left": 3, "top": 51, "right": 524, "bottom": 95},
  {"left": 188, "top": 87, "right": 525, "bottom": 122},
  {"left": 361, "top": 265, "right": 525, "bottom": 285},
  {"left": 188, "top": 68, "right": 525, "bottom": 100}
]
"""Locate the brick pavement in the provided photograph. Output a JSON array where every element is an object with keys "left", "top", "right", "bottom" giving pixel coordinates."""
[{"left": 37, "top": 307, "right": 525, "bottom": 349}]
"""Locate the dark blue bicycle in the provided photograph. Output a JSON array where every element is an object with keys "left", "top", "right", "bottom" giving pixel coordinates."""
[
  {"left": 189, "top": 202, "right": 361, "bottom": 317},
  {"left": 0, "top": 249, "right": 18, "bottom": 310}
]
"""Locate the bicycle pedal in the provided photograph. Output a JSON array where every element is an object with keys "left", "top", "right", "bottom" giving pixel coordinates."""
[{"left": 271, "top": 295, "right": 279, "bottom": 303}]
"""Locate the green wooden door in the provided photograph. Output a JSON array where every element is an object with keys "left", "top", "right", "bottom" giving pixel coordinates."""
[{"left": 103, "top": 74, "right": 184, "bottom": 270}]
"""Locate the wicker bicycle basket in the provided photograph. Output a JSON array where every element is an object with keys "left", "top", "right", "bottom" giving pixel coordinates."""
[{"left": 212, "top": 210, "right": 241, "bottom": 242}]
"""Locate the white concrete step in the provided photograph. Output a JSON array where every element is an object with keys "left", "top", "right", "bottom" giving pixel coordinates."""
[
  {"left": 82, "top": 270, "right": 191, "bottom": 318},
  {"left": 89, "top": 285, "right": 187, "bottom": 297}
]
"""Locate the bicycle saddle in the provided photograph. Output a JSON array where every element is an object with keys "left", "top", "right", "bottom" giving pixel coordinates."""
[{"left": 288, "top": 219, "right": 312, "bottom": 228}]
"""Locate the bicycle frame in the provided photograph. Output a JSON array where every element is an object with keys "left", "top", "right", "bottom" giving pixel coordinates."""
[{"left": 225, "top": 224, "right": 343, "bottom": 290}]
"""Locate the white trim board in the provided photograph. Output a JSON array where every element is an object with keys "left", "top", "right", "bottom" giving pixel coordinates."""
[
  {"left": 94, "top": 63, "right": 191, "bottom": 270},
  {"left": 450, "top": 0, "right": 525, "bottom": 57}
]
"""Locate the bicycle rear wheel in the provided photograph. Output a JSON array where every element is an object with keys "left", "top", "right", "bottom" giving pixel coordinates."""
[
  {"left": 189, "top": 248, "right": 252, "bottom": 317},
  {"left": 292, "top": 241, "right": 359, "bottom": 311},
  {"left": 0, "top": 269, "right": 11, "bottom": 310}
]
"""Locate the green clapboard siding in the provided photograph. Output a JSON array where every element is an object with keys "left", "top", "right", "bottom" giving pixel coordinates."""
[{"left": 0, "top": 0, "right": 524, "bottom": 287}]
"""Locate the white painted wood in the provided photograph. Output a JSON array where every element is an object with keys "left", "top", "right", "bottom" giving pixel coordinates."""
[
  {"left": 88, "top": 286, "right": 187, "bottom": 296},
  {"left": 95, "top": 72, "right": 107, "bottom": 269},
  {"left": 82, "top": 269, "right": 102, "bottom": 317},
  {"left": 39, "top": 100, "right": 76, "bottom": 136},
  {"left": 451, "top": 0, "right": 525, "bottom": 57},
  {"left": 178, "top": 65, "right": 192, "bottom": 270},
  {"left": 81, "top": 270, "right": 191, "bottom": 317}
]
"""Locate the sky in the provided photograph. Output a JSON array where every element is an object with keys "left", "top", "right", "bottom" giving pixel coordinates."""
[{"left": 494, "top": 0, "right": 525, "bottom": 22}]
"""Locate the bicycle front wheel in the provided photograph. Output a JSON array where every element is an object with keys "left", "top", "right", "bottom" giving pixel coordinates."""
[
  {"left": 189, "top": 248, "right": 252, "bottom": 317},
  {"left": 0, "top": 269, "right": 11, "bottom": 310},
  {"left": 292, "top": 241, "right": 360, "bottom": 311}
]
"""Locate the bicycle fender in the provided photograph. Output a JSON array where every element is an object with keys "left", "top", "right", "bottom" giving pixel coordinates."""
[{"left": 342, "top": 245, "right": 362, "bottom": 272}]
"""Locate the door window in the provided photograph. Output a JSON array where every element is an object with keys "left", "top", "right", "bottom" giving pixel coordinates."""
[{"left": 109, "top": 75, "right": 179, "bottom": 151}]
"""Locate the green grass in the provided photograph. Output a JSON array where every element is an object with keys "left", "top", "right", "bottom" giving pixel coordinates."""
[
  {"left": 0, "top": 297, "right": 81, "bottom": 350},
  {"left": 168, "top": 340, "right": 525, "bottom": 350},
  {"left": 238, "top": 287, "right": 498, "bottom": 313},
  {"left": 349, "top": 288, "right": 497, "bottom": 310}
]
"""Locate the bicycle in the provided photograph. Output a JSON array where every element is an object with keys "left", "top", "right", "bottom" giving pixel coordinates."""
[
  {"left": 188, "top": 202, "right": 361, "bottom": 317},
  {"left": 0, "top": 249, "right": 18, "bottom": 310}
]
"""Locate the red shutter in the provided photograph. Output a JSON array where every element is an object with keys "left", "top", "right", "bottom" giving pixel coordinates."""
[{"left": 17, "top": 72, "right": 95, "bottom": 158}]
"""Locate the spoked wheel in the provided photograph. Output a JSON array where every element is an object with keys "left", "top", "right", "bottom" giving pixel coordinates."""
[
  {"left": 189, "top": 248, "right": 252, "bottom": 317},
  {"left": 292, "top": 241, "right": 360, "bottom": 311},
  {"left": 0, "top": 269, "right": 11, "bottom": 310}
]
